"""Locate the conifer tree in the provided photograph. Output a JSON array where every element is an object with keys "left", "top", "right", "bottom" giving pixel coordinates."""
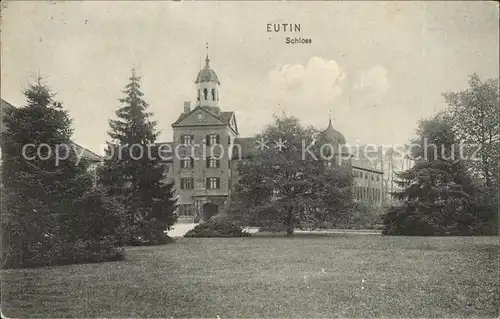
[
  {"left": 382, "top": 113, "right": 477, "bottom": 236},
  {"left": 1, "top": 77, "right": 123, "bottom": 268},
  {"left": 99, "top": 68, "right": 177, "bottom": 245}
]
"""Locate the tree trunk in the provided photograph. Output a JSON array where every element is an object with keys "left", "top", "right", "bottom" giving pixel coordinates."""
[{"left": 285, "top": 207, "right": 294, "bottom": 236}]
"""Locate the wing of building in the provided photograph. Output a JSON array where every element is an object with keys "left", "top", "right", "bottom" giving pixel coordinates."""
[
  {"left": 159, "top": 54, "right": 384, "bottom": 223},
  {"left": 1, "top": 98, "right": 102, "bottom": 164}
]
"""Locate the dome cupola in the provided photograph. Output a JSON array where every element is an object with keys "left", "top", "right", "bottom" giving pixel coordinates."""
[
  {"left": 318, "top": 112, "right": 351, "bottom": 167},
  {"left": 195, "top": 49, "right": 221, "bottom": 113},
  {"left": 195, "top": 55, "right": 221, "bottom": 85},
  {"left": 322, "top": 117, "right": 346, "bottom": 145}
]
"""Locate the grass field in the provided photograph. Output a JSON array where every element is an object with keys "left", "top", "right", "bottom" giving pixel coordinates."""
[{"left": 2, "top": 234, "right": 498, "bottom": 318}]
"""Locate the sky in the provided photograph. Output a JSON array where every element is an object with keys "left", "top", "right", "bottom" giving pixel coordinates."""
[{"left": 1, "top": 1, "right": 499, "bottom": 154}]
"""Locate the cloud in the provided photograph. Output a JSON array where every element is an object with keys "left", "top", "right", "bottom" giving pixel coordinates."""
[
  {"left": 265, "top": 57, "right": 345, "bottom": 103},
  {"left": 222, "top": 57, "right": 349, "bottom": 137},
  {"left": 357, "top": 65, "right": 390, "bottom": 96},
  {"left": 254, "top": 57, "right": 347, "bottom": 120}
]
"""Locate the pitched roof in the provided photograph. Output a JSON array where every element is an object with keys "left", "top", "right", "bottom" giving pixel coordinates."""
[
  {"left": 171, "top": 105, "right": 224, "bottom": 126},
  {"left": 219, "top": 111, "right": 233, "bottom": 123},
  {"left": 1, "top": 99, "right": 103, "bottom": 162},
  {"left": 1, "top": 99, "right": 16, "bottom": 133},
  {"left": 172, "top": 106, "right": 236, "bottom": 132},
  {"left": 71, "top": 142, "right": 102, "bottom": 162},
  {"left": 351, "top": 159, "right": 383, "bottom": 174},
  {"left": 1, "top": 99, "right": 15, "bottom": 111}
]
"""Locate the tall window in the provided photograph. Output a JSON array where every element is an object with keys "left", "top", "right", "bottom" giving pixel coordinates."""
[
  {"left": 211, "top": 88, "right": 216, "bottom": 101},
  {"left": 181, "top": 157, "right": 194, "bottom": 169},
  {"left": 206, "top": 156, "right": 220, "bottom": 168},
  {"left": 180, "top": 177, "right": 194, "bottom": 189},
  {"left": 206, "top": 177, "right": 220, "bottom": 189},
  {"left": 206, "top": 134, "right": 220, "bottom": 146},
  {"left": 181, "top": 134, "right": 194, "bottom": 145},
  {"left": 203, "top": 88, "right": 208, "bottom": 100},
  {"left": 179, "top": 204, "right": 194, "bottom": 216}
]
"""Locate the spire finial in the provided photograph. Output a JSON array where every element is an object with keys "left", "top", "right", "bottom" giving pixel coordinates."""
[
  {"left": 328, "top": 109, "right": 333, "bottom": 127},
  {"left": 36, "top": 68, "right": 42, "bottom": 85},
  {"left": 205, "top": 42, "right": 210, "bottom": 67}
]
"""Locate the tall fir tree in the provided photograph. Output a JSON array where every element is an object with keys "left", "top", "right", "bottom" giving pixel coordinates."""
[
  {"left": 382, "top": 113, "right": 479, "bottom": 236},
  {"left": 1, "top": 77, "right": 123, "bottom": 268},
  {"left": 99, "top": 68, "right": 178, "bottom": 245}
]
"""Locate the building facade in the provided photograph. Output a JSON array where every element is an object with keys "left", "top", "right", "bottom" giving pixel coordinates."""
[
  {"left": 1, "top": 56, "right": 384, "bottom": 223},
  {"left": 162, "top": 55, "right": 384, "bottom": 223}
]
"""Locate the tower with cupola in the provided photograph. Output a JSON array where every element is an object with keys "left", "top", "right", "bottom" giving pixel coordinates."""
[
  {"left": 167, "top": 48, "right": 241, "bottom": 223},
  {"left": 195, "top": 54, "right": 221, "bottom": 115}
]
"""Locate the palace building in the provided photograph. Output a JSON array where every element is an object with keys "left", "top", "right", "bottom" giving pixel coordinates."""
[
  {"left": 160, "top": 54, "right": 384, "bottom": 223},
  {"left": 1, "top": 55, "right": 384, "bottom": 224}
]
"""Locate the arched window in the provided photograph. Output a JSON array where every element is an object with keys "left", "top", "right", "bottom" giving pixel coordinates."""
[
  {"left": 203, "top": 88, "right": 208, "bottom": 100},
  {"left": 211, "top": 88, "right": 216, "bottom": 101},
  {"left": 197, "top": 89, "right": 200, "bottom": 101}
]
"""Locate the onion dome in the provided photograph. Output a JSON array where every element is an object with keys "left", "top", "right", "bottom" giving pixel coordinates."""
[
  {"left": 195, "top": 55, "right": 221, "bottom": 85},
  {"left": 322, "top": 118, "right": 346, "bottom": 145}
]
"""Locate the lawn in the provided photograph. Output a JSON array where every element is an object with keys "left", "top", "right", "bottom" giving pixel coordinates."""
[{"left": 2, "top": 234, "right": 499, "bottom": 318}]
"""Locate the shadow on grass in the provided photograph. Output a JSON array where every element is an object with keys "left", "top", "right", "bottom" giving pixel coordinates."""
[{"left": 253, "top": 231, "right": 381, "bottom": 239}]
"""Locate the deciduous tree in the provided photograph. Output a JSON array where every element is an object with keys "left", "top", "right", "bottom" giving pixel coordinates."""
[
  {"left": 443, "top": 74, "right": 499, "bottom": 205},
  {"left": 228, "top": 114, "right": 353, "bottom": 235}
]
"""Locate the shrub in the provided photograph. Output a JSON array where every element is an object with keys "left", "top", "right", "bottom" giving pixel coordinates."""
[
  {"left": 259, "top": 223, "right": 287, "bottom": 232},
  {"left": 2, "top": 238, "right": 125, "bottom": 269},
  {"left": 333, "top": 203, "right": 384, "bottom": 230},
  {"left": 383, "top": 202, "right": 499, "bottom": 236},
  {"left": 1, "top": 187, "right": 127, "bottom": 269},
  {"left": 382, "top": 206, "right": 437, "bottom": 236},
  {"left": 184, "top": 217, "right": 251, "bottom": 238},
  {"left": 126, "top": 233, "right": 175, "bottom": 246}
]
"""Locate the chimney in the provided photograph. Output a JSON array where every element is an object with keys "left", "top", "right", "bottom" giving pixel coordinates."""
[{"left": 183, "top": 101, "right": 191, "bottom": 113}]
